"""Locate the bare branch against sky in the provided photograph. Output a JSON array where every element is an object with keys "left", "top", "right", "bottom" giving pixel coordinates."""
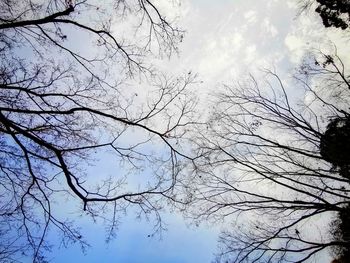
[
  {"left": 1, "top": 0, "right": 350, "bottom": 263},
  {"left": 0, "top": 0, "right": 199, "bottom": 261}
]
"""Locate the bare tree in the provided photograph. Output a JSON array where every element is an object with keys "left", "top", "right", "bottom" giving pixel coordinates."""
[
  {"left": 188, "top": 51, "right": 350, "bottom": 262},
  {"left": 0, "top": 0, "right": 198, "bottom": 262}
]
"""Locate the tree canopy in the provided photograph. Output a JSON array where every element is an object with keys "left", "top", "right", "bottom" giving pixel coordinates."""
[
  {"left": 299, "top": 0, "right": 350, "bottom": 30},
  {"left": 315, "top": 0, "right": 350, "bottom": 30},
  {"left": 320, "top": 116, "right": 350, "bottom": 177},
  {"left": 0, "top": 0, "right": 197, "bottom": 261},
  {"left": 2, "top": 1, "right": 350, "bottom": 263},
  {"left": 187, "top": 51, "right": 350, "bottom": 262}
]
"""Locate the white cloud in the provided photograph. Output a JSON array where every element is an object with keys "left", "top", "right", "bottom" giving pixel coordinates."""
[
  {"left": 244, "top": 10, "right": 258, "bottom": 23},
  {"left": 244, "top": 44, "right": 257, "bottom": 63},
  {"left": 262, "top": 18, "right": 278, "bottom": 37},
  {"left": 231, "top": 32, "right": 244, "bottom": 48},
  {"left": 284, "top": 34, "right": 308, "bottom": 64}
]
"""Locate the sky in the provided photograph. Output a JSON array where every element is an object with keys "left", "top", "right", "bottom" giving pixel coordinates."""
[
  {"left": 41, "top": 150, "right": 221, "bottom": 263},
  {"left": 14, "top": 1, "right": 349, "bottom": 262},
  {"left": 46, "top": 211, "right": 219, "bottom": 263}
]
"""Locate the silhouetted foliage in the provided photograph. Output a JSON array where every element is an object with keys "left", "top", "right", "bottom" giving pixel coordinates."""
[
  {"left": 320, "top": 116, "right": 350, "bottom": 178},
  {"left": 298, "top": 0, "right": 350, "bottom": 30},
  {"left": 315, "top": 0, "right": 350, "bottom": 30}
]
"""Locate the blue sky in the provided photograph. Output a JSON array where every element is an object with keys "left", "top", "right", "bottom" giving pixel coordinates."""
[
  {"left": 19, "top": 146, "right": 220, "bottom": 263},
  {"left": 46, "top": 1, "right": 348, "bottom": 262},
  {"left": 7, "top": 1, "right": 350, "bottom": 262},
  {"left": 45, "top": 212, "right": 219, "bottom": 263}
]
